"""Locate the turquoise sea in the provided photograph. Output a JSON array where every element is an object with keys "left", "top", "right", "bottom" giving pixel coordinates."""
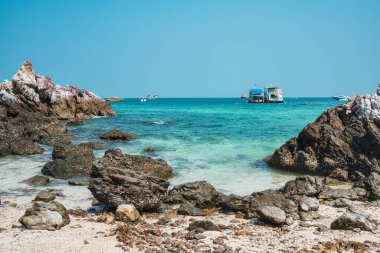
[
  {"left": 72, "top": 97, "right": 339, "bottom": 195},
  {"left": 0, "top": 98, "right": 340, "bottom": 204}
]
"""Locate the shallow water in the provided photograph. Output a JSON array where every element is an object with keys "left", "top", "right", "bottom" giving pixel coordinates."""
[{"left": 0, "top": 98, "right": 340, "bottom": 205}]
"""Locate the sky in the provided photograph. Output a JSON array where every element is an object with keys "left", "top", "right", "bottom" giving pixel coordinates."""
[{"left": 0, "top": 0, "right": 379, "bottom": 98}]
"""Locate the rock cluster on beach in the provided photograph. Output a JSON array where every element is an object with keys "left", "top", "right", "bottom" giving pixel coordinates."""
[
  {"left": 266, "top": 85, "right": 380, "bottom": 187},
  {"left": 0, "top": 60, "right": 115, "bottom": 157}
]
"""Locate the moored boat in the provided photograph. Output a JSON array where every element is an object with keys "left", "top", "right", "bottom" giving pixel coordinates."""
[
  {"left": 332, "top": 95, "right": 350, "bottom": 102},
  {"left": 241, "top": 94, "right": 246, "bottom": 99},
  {"left": 248, "top": 85, "right": 284, "bottom": 103}
]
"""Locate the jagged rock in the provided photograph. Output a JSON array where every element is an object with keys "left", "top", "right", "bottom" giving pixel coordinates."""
[
  {"left": 188, "top": 220, "right": 221, "bottom": 231},
  {"left": 224, "top": 194, "right": 251, "bottom": 213},
  {"left": 90, "top": 148, "right": 172, "bottom": 179},
  {"left": 39, "top": 135, "right": 72, "bottom": 146},
  {"left": 115, "top": 204, "right": 140, "bottom": 222},
  {"left": 88, "top": 149, "right": 171, "bottom": 211},
  {"left": 78, "top": 141, "right": 103, "bottom": 149},
  {"left": 257, "top": 205, "right": 287, "bottom": 226},
  {"left": 164, "top": 194, "right": 187, "bottom": 204},
  {"left": 19, "top": 201, "right": 70, "bottom": 230},
  {"left": 365, "top": 172, "right": 380, "bottom": 200},
  {"left": 280, "top": 176, "right": 324, "bottom": 197},
  {"left": 34, "top": 190, "right": 55, "bottom": 202},
  {"left": 318, "top": 187, "right": 367, "bottom": 200},
  {"left": 99, "top": 130, "right": 136, "bottom": 141},
  {"left": 0, "top": 61, "right": 115, "bottom": 158},
  {"left": 21, "top": 175, "right": 50, "bottom": 186},
  {"left": 41, "top": 144, "right": 95, "bottom": 179},
  {"left": 266, "top": 86, "right": 380, "bottom": 181},
  {"left": 331, "top": 211, "right": 376, "bottom": 232},
  {"left": 177, "top": 203, "right": 205, "bottom": 216}
]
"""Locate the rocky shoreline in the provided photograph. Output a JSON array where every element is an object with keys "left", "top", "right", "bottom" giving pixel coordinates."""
[{"left": 1, "top": 62, "right": 380, "bottom": 252}]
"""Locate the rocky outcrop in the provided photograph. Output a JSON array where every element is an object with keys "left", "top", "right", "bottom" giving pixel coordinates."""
[
  {"left": 88, "top": 149, "right": 172, "bottom": 211},
  {"left": 266, "top": 85, "right": 380, "bottom": 181},
  {"left": 99, "top": 129, "right": 136, "bottom": 141},
  {"left": 41, "top": 144, "right": 95, "bottom": 179},
  {"left": 0, "top": 61, "right": 115, "bottom": 158}
]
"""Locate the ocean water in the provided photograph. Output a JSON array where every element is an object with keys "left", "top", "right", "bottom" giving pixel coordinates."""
[{"left": 0, "top": 98, "right": 340, "bottom": 207}]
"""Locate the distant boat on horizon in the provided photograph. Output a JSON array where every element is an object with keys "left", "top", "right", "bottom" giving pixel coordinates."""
[
  {"left": 141, "top": 97, "right": 147, "bottom": 102},
  {"left": 106, "top": 97, "right": 123, "bottom": 102},
  {"left": 332, "top": 95, "right": 350, "bottom": 102},
  {"left": 241, "top": 94, "right": 246, "bottom": 99}
]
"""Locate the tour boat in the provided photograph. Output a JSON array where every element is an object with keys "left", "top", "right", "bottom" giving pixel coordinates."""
[{"left": 140, "top": 97, "right": 147, "bottom": 102}]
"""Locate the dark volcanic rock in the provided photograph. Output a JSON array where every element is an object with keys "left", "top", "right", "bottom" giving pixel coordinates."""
[
  {"left": 88, "top": 149, "right": 172, "bottom": 211},
  {"left": 188, "top": 220, "right": 221, "bottom": 231},
  {"left": 178, "top": 203, "right": 205, "bottom": 216},
  {"left": 0, "top": 61, "right": 115, "bottom": 158},
  {"left": 168, "top": 181, "right": 218, "bottom": 203},
  {"left": 41, "top": 144, "right": 95, "bottom": 179},
  {"left": 21, "top": 175, "right": 50, "bottom": 186},
  {"left": 266, "top": 86, "right": 380, "bottom": 181},
  {"left": 280, "top": 176, "right": 324, "bottom": 197},
  {"left": 19, "top": 201, "right": 70, "bottom": 230},
  {"left": 331, "top": 211, "right": 376, "bottom": 232},
  {"left": 90, "top": 148, "right": 172, "bottom": 179},
  {"left": 99, "top": 129, "right": 136, "bottom": 141}
]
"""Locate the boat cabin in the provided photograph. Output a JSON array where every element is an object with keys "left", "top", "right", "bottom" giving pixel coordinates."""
[{"left": 248, "top": 86, "right": 284, "bottom": 103}]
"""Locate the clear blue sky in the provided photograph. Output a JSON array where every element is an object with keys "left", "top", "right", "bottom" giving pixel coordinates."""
[{"left": 0, "top": 0, "right": 379, "bottom": 98}]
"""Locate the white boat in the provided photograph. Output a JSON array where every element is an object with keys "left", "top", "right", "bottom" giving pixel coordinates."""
[
  {"left": 332, "top": 96, "right": 350, "bottom": 102},
  {"left": 146, "top": 95, "right": 154, "bottom": 99},
  {"left": 140, "top": 97, "right": 146, "bottom": 102},
  {"left": 153, "top": 95, "right": 160, "bottom": 99}
]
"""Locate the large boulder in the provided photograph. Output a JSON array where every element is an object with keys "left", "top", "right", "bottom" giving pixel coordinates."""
[
  {"left": 250, "top": 190, "right": 298, "bottom": 214},
  {"left": 19, "top": 201, "right": 70, "bottom": 230},
  {"left": 266, "top": 86, "right": 380, "bottom": 181},
  {"left": 168, "top": 181, "right": 222, "bottom": 204},
  {"left": 88, "top": 149, "right": 172, "bottom": 211},
  {"left": 41, "top": 144, "right": 95, "bottom": 179}
]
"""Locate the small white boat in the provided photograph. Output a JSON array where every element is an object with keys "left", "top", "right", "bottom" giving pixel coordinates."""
[
  {"left": 332, "top": 96, "right": 350, "bottom": 102},
  {"left": 140, "top": 97, "right": 146, "bottom": 102},
  {"left": 153, "top": 95, "right": 160, "bottom": 99}
]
